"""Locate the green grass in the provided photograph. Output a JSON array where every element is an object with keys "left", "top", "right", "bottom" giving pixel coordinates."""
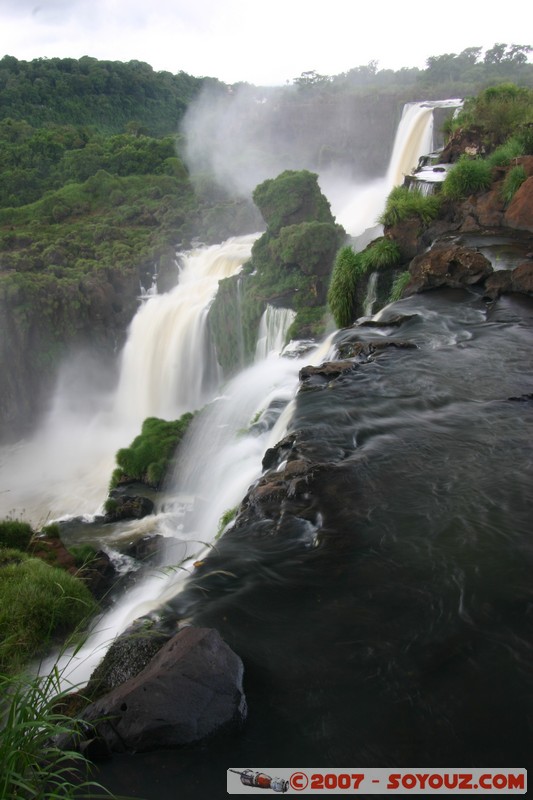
[
  {"left": 378, "top": 185, "right": 441, "bottom": 227},
  {"left": 487, "top": 136, "right": 524, "bottom": 167},
  {"left": 0, "top": 519, "right": 34, "bottom": 550},
  {"left": 0, "top": 664, "right": 113, "bottom": 799},
  {"left": 441, "top": 155, "right": 493, "bottom": 199},
  {"left": 110, "top": 413, "right": 194, "bottom": 490},
  {"left": 501, "top": 165, "right": 527, "bottom": 205},
  {"left": 327, "top": 246, "right": 364, "bottom": 328},
  {"left": 0, "top": 548, "right": 97, "bottom": 674},
  {"left": 389, "top": 271, "right": 411, "bottom": 303},
  {"left": 360, "top": 238, "right": 402, "bottom": 270}
]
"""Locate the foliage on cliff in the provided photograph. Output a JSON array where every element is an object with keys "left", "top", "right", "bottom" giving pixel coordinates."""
[
  {"left": 327, "top": 239, "right": 402, "bottom": 327},
  {"left": 210, "top": 171, "right": 345, "bottom": 368},
  {"left": 109, "top": 414, "right": 194, "bottom": 490}
]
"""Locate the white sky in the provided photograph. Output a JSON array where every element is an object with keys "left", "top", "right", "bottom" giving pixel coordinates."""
[{"left": 0, "top": 0, "right": 531, "bottom": 86}]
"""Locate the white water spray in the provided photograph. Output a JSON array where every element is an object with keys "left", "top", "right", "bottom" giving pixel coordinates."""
[
  {"left": 255, "top": 305, "right": 297, "bottom": 360},
  {"left": 327, "top": 99, "right": 462, "bottom": 238},
  {"left": 0, "top": 236, "right": 257, "bottom": 525}
]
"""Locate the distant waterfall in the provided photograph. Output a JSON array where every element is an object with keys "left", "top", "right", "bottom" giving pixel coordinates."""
[
  {"left": 329, "top": 98, "right": 461, "bottom": 237},
  {"left": 113, "top": 235, "right": 256, "bottom": 423},
  {"left": 255, "top": 305, "right": 297, "bottom": 360},
  {"left": 386, "top": 99, "right": 463, "bottom": 189},
  {"left": 385, "top": 103, "right": 435, "bottom": 188}
]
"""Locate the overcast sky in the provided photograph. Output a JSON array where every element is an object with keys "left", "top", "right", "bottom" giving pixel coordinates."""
[{"left": 0, "top": 0, "right": 531, "bottom": 85}]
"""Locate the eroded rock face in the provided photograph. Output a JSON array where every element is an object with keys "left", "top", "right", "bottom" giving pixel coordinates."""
[
  {"left": 407, "top": 245, "right": 493, "bottom": 293},
  {"left": 504, "top": 175, "right": 533, "bottom": 234},
  {"left": 81, "top": 626, "right": 246, "bottom": 753}
]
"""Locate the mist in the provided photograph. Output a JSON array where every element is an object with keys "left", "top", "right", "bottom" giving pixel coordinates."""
[{"left": 180, "top": 83, "right": 400, "bottom": 236}]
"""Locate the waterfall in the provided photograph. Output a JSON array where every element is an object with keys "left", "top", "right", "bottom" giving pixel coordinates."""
[
  {"left": 328, "top": 98, "right": 462, "bottom": 237},
  {"left": 255, "top": 305, "right": 297, "bottom": 360},
  {"left": 363, "top": 271, "right": 379, "bottom": 317},
  {"left": 385, "top": 103, "right": 435, "bottom": 188},
  {"left": 113, "top": 235, "right": 257, "bottom": 424},
  {"left": 0, "top": 235, "right": 256, "bottom": 525},
  {"left": 42, "top": 321, "right": 334, "bottom": 690}
]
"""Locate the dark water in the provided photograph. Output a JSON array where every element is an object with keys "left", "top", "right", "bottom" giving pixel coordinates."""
[{"left": 96, "top": 289, "right": 533, "bottom": 798}]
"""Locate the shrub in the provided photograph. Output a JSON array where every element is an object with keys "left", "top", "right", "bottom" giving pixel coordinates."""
[
  {"left": 453, "top": 84, "right": 533, "bottom": 148},
  {"left": 379, "top": 186, "right": 441, "bottom": 227},
  {"left": 0, "top": 519, "right": 34, "bottom": 551},
  {"left": 389, "top": 271, "right": 411, "bottom": 303},
  {"left": 111, "top": 413, "right": 194, "bottom": 489},
  {"left": 441, "top": 156, "right": 493, "bottom": 199},
  {"left": 327, "top": 246, "right": 364, "bottom": 328},
  {"left": 487, "top": 136, "right": 524, "bottom": 167},
  {"left": 501, "top": 165, "right": 527, "bottom": 205},
  {"left": 360, "top": 238, "right": 402, "bottom": 271}
]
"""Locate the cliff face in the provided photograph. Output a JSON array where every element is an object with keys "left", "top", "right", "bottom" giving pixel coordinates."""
[{"left": 0, "top": 266, "right": 140, "bottom": 440}]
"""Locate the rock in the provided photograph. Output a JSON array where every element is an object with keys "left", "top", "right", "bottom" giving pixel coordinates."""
[
  {"left": 408, "top": 245, "right": 493, "bottom": 293},
  {"left": 124, "top": 534, "right": 167, "bottom": 563},
  {"left": 80, "top": 626, "right": 246, "bottom": 753},
  {"left": 483, "top": 270, "right": 513, "bottom": 300},
  {"left": 104, "top": 494, "right": 154, "bottom": 523},
  {"left": 511, "top": 262, "right": 533, "bottom": 294},
  {"left": 80, "top": 550, "right": 117, "bottom": 601},
  {"left": 504, "top": 176, "right": 533, "bottom": 233},
  {"left": 85, "top": 617, "right": 173, "bottom": 700}
]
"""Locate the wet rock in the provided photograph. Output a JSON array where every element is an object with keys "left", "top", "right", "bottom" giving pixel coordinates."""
[
  {"left": 81, "top": 550, "right": 117, "bottom": 601},
  {"left": 511, "top": 261, "right": 533, "bottom": 294},
  {"left": 104, "top": 494, "right": 154, "bottom": 523},
  {"left": 85, "top": 617, "right": 173, "bottom": 700},
  {"left": 80, "top": 626, "right": 246, "bottom": 753},
  {"left": 124, "top": 534, "right": 166, "bottom": 564},
  {"left": 408, "top": 245, "right": 493, "bottom": 292},
  {"left": 483, "top": 270, "right": 513, "bottom": 300}
]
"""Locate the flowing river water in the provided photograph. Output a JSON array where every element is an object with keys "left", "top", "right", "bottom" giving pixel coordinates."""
[{"left": 1, "top": 99, "right": 531, "bottom": 796}]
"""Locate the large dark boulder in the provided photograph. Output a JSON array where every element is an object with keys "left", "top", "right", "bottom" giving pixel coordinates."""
[{"left": 80, "top": 626, "right": 246, "bottom": 752}]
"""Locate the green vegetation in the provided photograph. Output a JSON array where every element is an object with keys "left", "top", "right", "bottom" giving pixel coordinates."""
[
  {"left": 449, "top": 83, "right": 533, "bottom": 149},
  {"left": 252, "top": 170, "right": 335, "bottom": 234},
  {"left": 441, "top": 156, "right": 494, "bottom": 199},
  {"left": 0, "top": 548, "right": 97, "bottom": 673},
  {"left": 487, "top": 136, "right": 525, "bottom": 166},
  {"left": 389, "top": 271, "right": 412, "bottom": 303},
  {"left": 0, "top": 663, "right": 110, "bottom": 799},
  {"left": 0, "top": 519, "right": 34, "bottom": 550},
  {"left": 327, "top": 246, "right": 365, "bottom": 328},
  {"left": 0, "top": 55, "right": 221, "bottom": 136},
  {"left": 328, "top": 238, "right": 403, "bottom": 328},
  {"left": 501, "top": 165, "right": 527, "bottom": 205},
  {"left": 110, "top": 414, "right": 194, "bottom": 490},
  {"left": 217, "top": 507, "right": 239, "bottom": 538},
  {"left": 359, "top": 238, "right": 401, "bottom": 270},
  {"left": 379, "top": 186, "right": 441, "bottom": 227}
]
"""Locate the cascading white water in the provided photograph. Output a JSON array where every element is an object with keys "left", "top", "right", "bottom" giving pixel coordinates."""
[
  {"left": 43, "top": 312, "right": 335, "bottom": 689},
  {"left": 0, "top": 235, "right": 257, "bottom": 525},
  {"left": 385, "top": 102, "right": 435, "bottom": 188},
  {"left": 114, "top": 235, "right": 257, "bottom": 423},
  {"left": 327, "top": 98, "right": 462, "bottom": 237},
  {"left": 255, "top": 305, "right": 297, "bottom": 360}
]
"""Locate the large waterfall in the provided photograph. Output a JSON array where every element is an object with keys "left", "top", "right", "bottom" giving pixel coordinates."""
[{"left": 3, "top": 98, "right": 530, "bottom": 796}]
